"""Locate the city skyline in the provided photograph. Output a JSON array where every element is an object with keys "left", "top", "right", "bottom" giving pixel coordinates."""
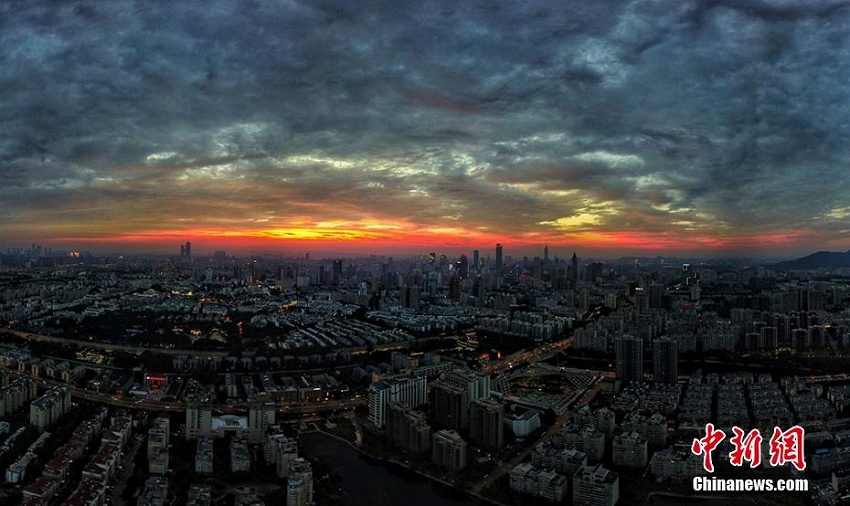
[{"left": 4, "top": 1, "right": 850, "bottom": 258}]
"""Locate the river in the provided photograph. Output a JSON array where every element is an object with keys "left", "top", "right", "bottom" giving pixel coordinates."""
[{"left": 298, "top": 432, "right": 487, "bottom": 506}]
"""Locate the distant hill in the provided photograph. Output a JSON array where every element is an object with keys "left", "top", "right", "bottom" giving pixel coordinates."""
[{"left": 771, "top": 250, "right": 850, "bottom": 270}]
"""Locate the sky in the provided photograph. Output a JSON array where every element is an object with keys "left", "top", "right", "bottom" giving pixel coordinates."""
[{"left": 3, "top": 0, "right": 850, "bottom": 259}]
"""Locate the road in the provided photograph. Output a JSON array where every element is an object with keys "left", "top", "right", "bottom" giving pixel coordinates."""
[
  {"left": 482, "top": 337, "right": 574, "bottom": 375},
  {"left": 2, "top": 329, "right": 422, "bottom": 361},
  {"left": 5, "top": 368, "right": 365, "bottom": 414},
  {"left": 2, "top": 329, "right": 231, "bottom": 358}
]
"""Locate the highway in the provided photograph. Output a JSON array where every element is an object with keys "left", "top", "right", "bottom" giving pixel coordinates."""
[
  {"left": 2, "top": 329, "right": 231, "bottom": 358},
  {"left": 5, "top": 368, "right": 365, "bottom": 415},
  {"left": 481, "top": 336, "right": 574, "bottom": 375},
  {"left": 3, "top": 329, "right": 420, "bottom": 359}
]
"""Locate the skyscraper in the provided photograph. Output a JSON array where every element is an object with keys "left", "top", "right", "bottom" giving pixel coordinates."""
[
  {"left": 544, "top": 244, "right": 549, "bottom": 263},
  {"left": 495, "top": 243, "right": 503, "bottom": 272},
  {"left": 458, "top": 254, "right": 469, "bottom": 279},
  {"left": 448, "top": 275, "right": 460, "bottom": 301},
  {"left": 185, "top": 241, "right": 191, "bottom": 260},
  {"left": 571, "top": 252, "right": 578, "bottom": 281},
  {"left": 652, "top": 338, "right": 678, "bottom": 384},
  {"left": 469, "top": 398, "right": 505, "bottom": 451},
  {"left": 472, "top": 250, "right": 480, "bottom": 273},
  {"left": 402, "top": 285, "right": 420, "bottom": 309},
  {"left": 332, "top": 260, "right": 343, "bottom": 285},
  {"left": 615, "top": 335, "right": 644, "bottom": 384},
  {"left": 430, "top": 380, "right": 469, "bottom": 430},
  {"left": 648, "top": 283, "right": 666, "bottom": 309}
]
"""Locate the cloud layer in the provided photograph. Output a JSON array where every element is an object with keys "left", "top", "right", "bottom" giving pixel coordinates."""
[{"left": 3, "top": 0, "right": 850, "bottom": 256}]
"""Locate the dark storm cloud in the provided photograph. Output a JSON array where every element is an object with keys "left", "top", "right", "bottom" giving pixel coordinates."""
[{"left": 2, "top": 0, "right": 850, "bottom": 252}]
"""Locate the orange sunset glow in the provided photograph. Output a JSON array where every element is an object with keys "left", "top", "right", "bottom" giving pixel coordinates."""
[{"left": 38, "top": 223, "right": 825, "bottom": 259}]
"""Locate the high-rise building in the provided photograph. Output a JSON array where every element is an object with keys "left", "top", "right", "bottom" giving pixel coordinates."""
[
  {"left": 287, "top": 459, "right": 313, "bottom": 506},
  {"left": 368, "top": 377, "right": 428, "bottom": 428},
  {"left": 649, "top": 283, "right": 666, "bottom": 309},
  {"left": 469, "top": 398, "right": 504, "bottom": 451},
  {"left": 287, "top": 477, "right": 309, "bottom": 506},
  {"left": 248, "top": 402, "right": 276, "bottom": 443},
  {"left": 148, "top": 417, "right": 170, "bottom": 475},
  {"left": 230, "top": 437, "right": 251, "bottom": 473},
  {"left": 571, "top": 252, "right": 578, "bottom": 281},
  {"left": 430, "top": 380, "right": 469, "bottom": 430},
  {"left": 448, "top": 275, "right": 460, "bottom": 301},
  {"left": 368, "top": 383, "right": 392, "bottom": 429},
  {"left": 543, "top": 244, "right": 549, "bottom": 263},
  {"left": 194, "top": 437, "right": 214, "bottom": 474},
  {"left": 432, "top": 430, "right": 467, "bottom": 472},
  {"left": 634, "top": 287, "right": 649, "bottom": 313},
  {"left": 402, "top": 285, "right": 420, "bottom": 309},
  {"left": 652, "top": 338, "right": 678, "bottom": 384},
  {"left": 430, "top": 369, "right": 491, "bottom": 430},
  {"left": 0, "top": 378, "right": 36, "bottom": 417},
  {"left": 29, "top": 386, "right": 71, "bottom": 431},
  {"left": 505, "top": 409, "right": 541, "bottom": 438},
  {"left": 760, "top": 326, "right": 778, "bottom": 350},
  {"left": 472, "top": 250, "right": 480, "bottom": 273},
  {"left": 386, "top": 401, "right": 431, "bottom": 453},
  {"left": 615, "top": 335, "right": 644, "bottom": 384},
  {"left": 791, "top": 327, "right": 809, "bottom": 350},
  {"left": 278, "top": 439, "right": 299, "bottom": 478},
  {"left": 441, "top": 369, "right": 491, "bottom": 404},
  {"left": 458, "top": 254, "right": 469, "bottom": 279},
  {"left": 185, "top": 405, "right": 213, "bottom": 440},
  {"left": 396, "top": 376, "right": 428, "bottom": 408},
  {"left": 332, "top": 260, "right": 343, "bottom": 285},
  {"left": 425, "top": 271, "right": 439, "bottom": 296},
  {"left": 185, "top": 241, "right": 191, "bottom": 260},
  {"left": 264, "top": 433, "right": 299, "bottom": 478},
  {"left": 495, "top": 243, "right": 503, "bottom": 272}
]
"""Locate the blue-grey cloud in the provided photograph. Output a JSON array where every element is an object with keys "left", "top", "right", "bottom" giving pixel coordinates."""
[{"left": 2, "top": 0, "right": 850, "bottom": 253}]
